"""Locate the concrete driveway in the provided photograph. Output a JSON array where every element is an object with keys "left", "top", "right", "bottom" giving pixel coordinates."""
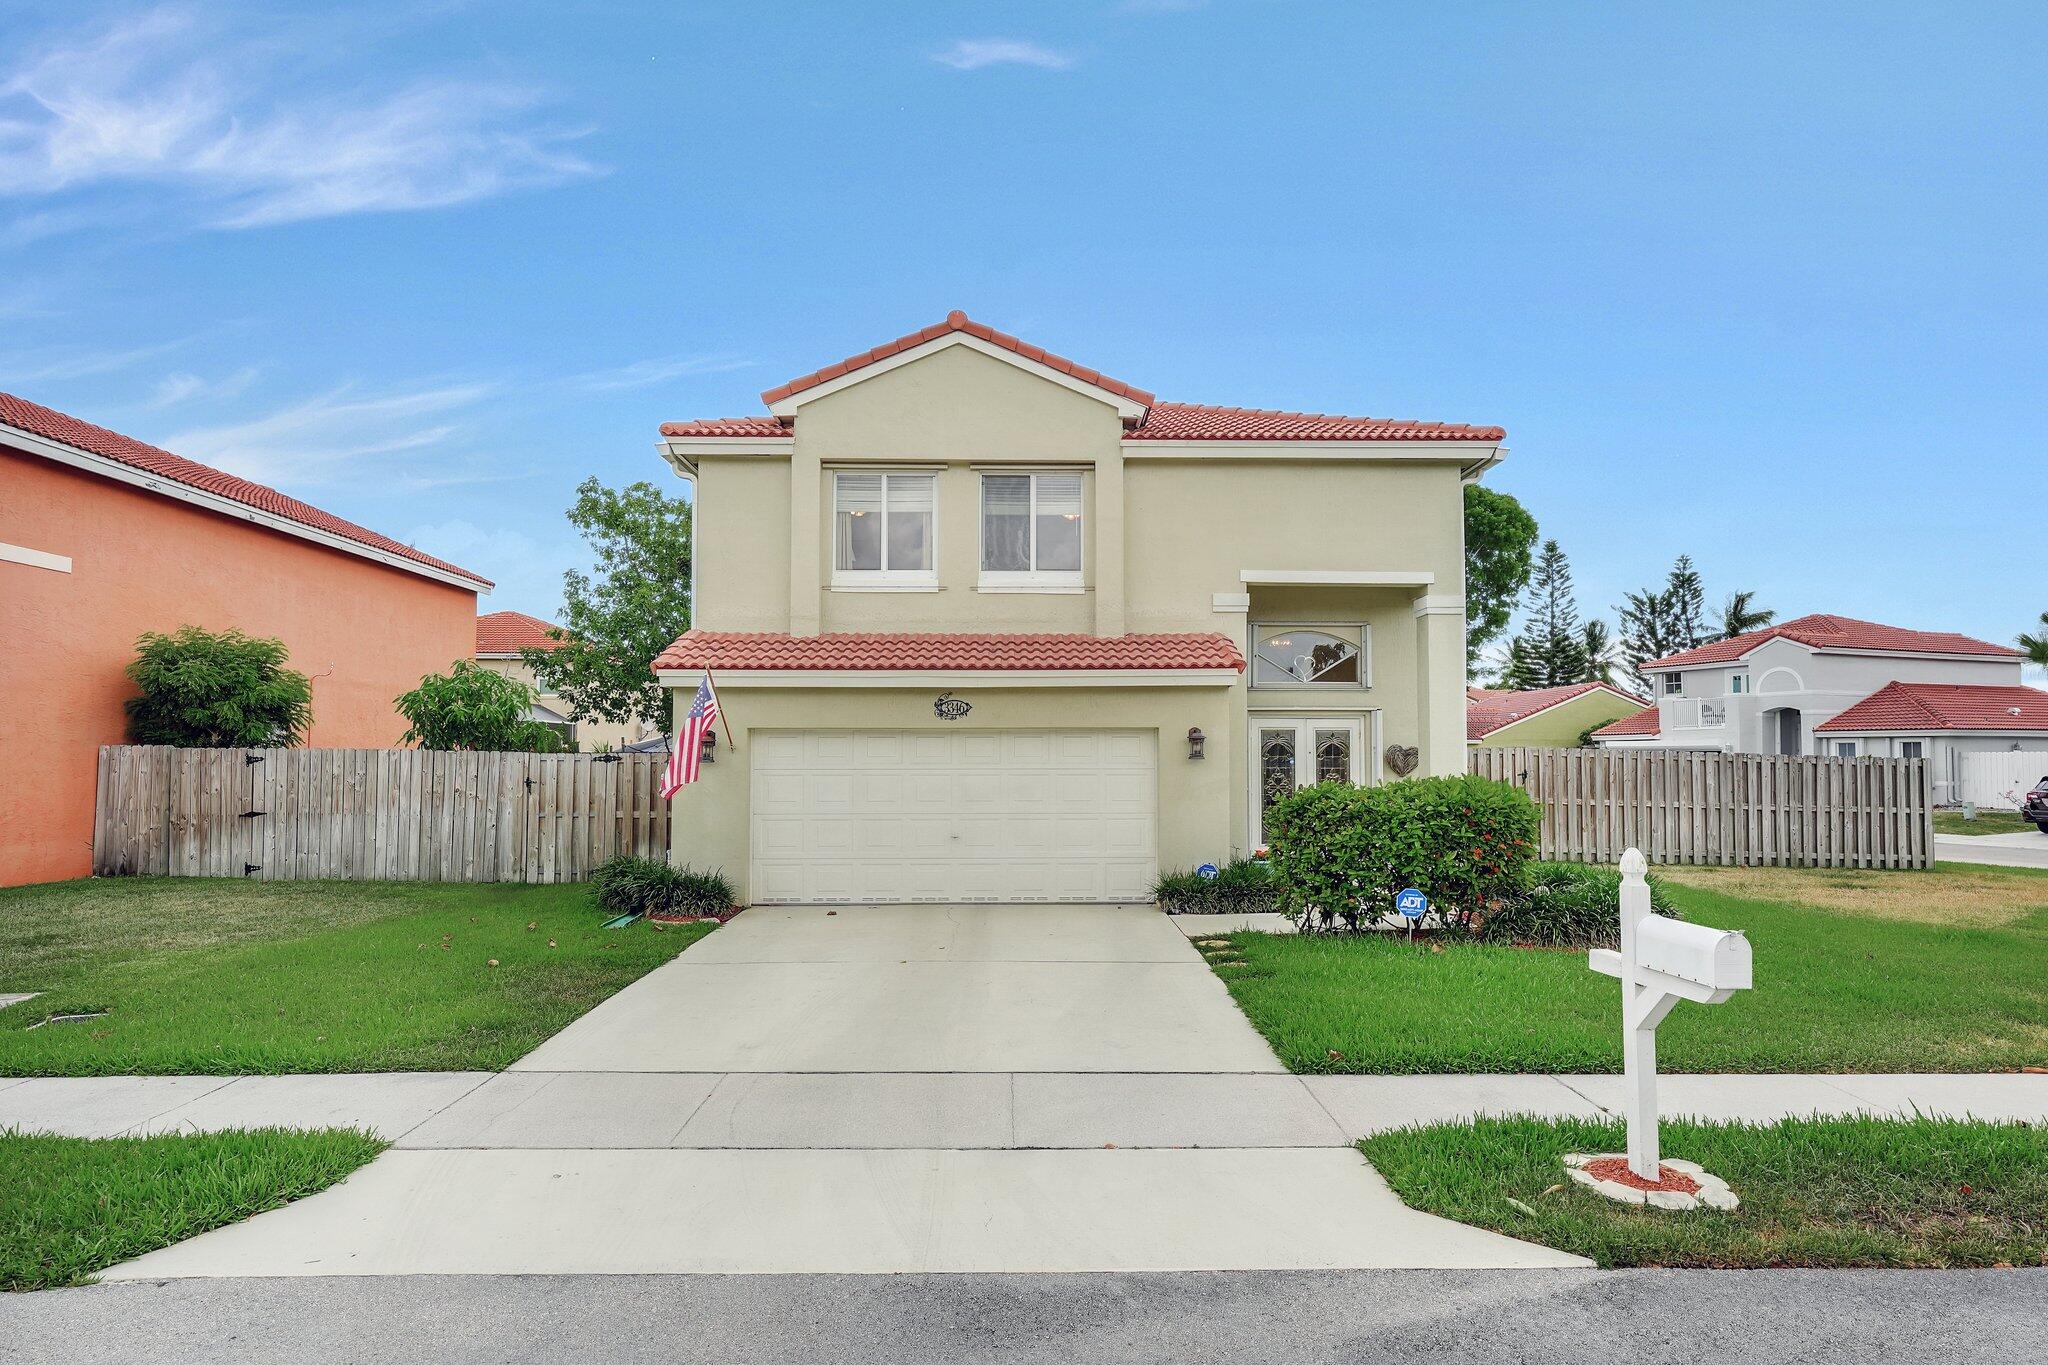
[
  {"left": 514, "top": 904, "right": 1285, "bottom": 1073},
  {"left": 106, "top": 904, "right": 1581, "bottom": 1278}
]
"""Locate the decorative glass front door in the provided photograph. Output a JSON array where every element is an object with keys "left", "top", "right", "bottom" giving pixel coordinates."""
[{"left": 1252, "top": 716, "right": 1366, "bottom": 846}]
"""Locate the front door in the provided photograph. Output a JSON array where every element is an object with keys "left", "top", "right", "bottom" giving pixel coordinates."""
[{"left": 1252, "top": 716, "right": 1366, "bottom": 847}]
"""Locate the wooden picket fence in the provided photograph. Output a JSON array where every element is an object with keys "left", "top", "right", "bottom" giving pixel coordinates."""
[
  {"left": 92, "top": 746, "right": 671, "bottom": 883},
  {"left": 1469, "top": 746, "right": 1934, "bottom": 869}
]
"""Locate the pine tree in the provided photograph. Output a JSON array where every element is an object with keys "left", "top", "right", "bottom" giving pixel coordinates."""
[
  {"left": 1505, "top": 540, "right": 1589, "bottom": 687},
  {"left": 1667, "top": 554, "right": 1708, "bottom": 652},
  {"left": 1499, "top": 636, "right": 1542, "bottom": 690},
  {"left": 1617, "top": 586, "right": 1680, "bottom": 694}
]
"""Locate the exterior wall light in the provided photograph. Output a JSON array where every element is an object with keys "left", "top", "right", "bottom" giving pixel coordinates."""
[
  {"left": 1187, "top": 727, "right": 1206, "bottom": 760},
  {"left": 699, "top": 728, "right": 717, "bottom": 764}
]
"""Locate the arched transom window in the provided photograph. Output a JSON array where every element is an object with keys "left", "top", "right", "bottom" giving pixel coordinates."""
[{"left": 1252, "top": 626, "right": 1365, "bottom": 687}]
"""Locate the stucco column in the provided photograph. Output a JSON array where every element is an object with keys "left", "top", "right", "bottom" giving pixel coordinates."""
[
  {"left": 1092, "top": 450, "right": 1126, "bottom": 637},
  {"left": 788, "top": 446, "right": 821, "bottom": 636},
  {"left": 1414, "top": 594, "right": 1466, "bottom": 776}
]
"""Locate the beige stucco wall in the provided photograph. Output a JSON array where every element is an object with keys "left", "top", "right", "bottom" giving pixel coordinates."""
[
  {"left": 668, "top": 682, "right": 1240, "bottom": 903},
  {"left": 475, "top": 655, "right": 645, "bottom": 752}
]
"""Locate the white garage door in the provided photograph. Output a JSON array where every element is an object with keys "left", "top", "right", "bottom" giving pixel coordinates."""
[{"left": 750, "top": 729, "right": 1158, "bottom": 904}]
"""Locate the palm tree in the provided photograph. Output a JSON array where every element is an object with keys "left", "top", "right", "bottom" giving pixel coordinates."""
[
  {"left": 1580, "top": 620, "right": 1617, "bottom": 686},
  {"left": 2020, "top": 611, "right": 2048, "bottom": 668},
  {"left": 1719, "top": 590, "right": 1775, "bottom": 641}
]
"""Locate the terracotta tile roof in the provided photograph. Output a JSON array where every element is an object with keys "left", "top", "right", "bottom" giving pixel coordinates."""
[
  {"left": 1591, "top": 704, "right": 1663, "bottom": 739},
  {"left": 1644, "top": 614, "right": 2020, "bottom": 670},
  {"left": 1, "top": 390, "right": 490, "bottom": 587},
  {"left": 476, "top": 610, "right": 565, "bottom": 655},
  {"left": 1467, "top": 682, "right": 1632, "bottom": 740},
  {"left": 1126, "top": 402, "right": 1505, "bottom": 442},
  {"left": 659, "top": 416, "right": 789, "bottom": 438},
  {"left": 653, "top": 631, "right": 1246, "bottom": 673},
  {"left": 761, "top": 310, "right": 1156, "bottom": 408},
  {"left": 1815, "top": 682, "right": 2048, "bottom": 733}
]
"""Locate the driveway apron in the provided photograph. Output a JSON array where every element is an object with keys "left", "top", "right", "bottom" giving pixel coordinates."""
[{"left": 108, "top": 905, "right": 1583, "bottom": 1277}]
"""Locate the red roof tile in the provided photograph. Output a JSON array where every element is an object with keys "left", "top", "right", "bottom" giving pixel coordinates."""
[
  {"left": 477, "top": 610, "right": 565, "bottom": 655},
  {"left": 652, "top": 631, "right": 1245, "bottom": 673},
  {"left": 761, "top": 311, "right": 1156, "bottom": 408},
  {"left": 1466, "top": 682, "right": 1634, "bottom": 740},
  {"left": 1, "top": 390, "right": 489, "bottom": 587},
  {"left": 1815, "top": 682, "right": 2048, "bottom": 734},
  {"left": 1644, "top": 614, "right": 2020, "bottom": 670},
  {"left": 1127, "top": 402, "right": 1505, "bottom": 443},
  {"left": 659, "top": 416, "right": 789, "bottom": 438},
  {"left": 1591, "top": 704, "right": 1663, "bottom": 739}
]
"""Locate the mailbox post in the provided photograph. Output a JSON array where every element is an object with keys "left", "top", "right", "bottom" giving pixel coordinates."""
[{"left": 1588, "top": 848, "right": 1753, "bottom": 1182}]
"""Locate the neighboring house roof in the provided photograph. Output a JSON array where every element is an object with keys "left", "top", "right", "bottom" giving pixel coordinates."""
[
  {"left": 476, "top": 610, "right": 565, "bottom": 656},
  {"left": 1643, "top": 614, "right": 2021, "bottom": 671},
  {"left": 1, "top": 390, "right": 490, "bottom": 590},
  {"left": 1466, "top": 682, "right": 1636, "bottom": 741},
  {"left": 663, "top": 312, "right": 1504, "bottom": 444},
  {"left": 761, "top": 310, "right": 1157, "bottom": 408},
  {"left": 1815, "top": 682, "right": 2048, "bottom": 734},
  {"left": 1591, "top": 704, "right": 1663, "bottom": 739},
  {"left": 653, "top": 631, "right": 1246, "bottom": 673}
]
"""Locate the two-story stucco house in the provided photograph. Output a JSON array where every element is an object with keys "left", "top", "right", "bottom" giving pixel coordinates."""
[
  {"left": 648, "top": 312, "right": 1504, "bottom": 905},
  {"left": 1590, "top": 613, "right": 2045, "bottom": 799}
]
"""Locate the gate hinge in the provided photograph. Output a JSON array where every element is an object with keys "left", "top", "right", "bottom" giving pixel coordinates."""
[
  {"left": 239, "top": 809, "right": 267, "bottom": 819},
  {"left": 242, "top": 863, "right": 262, "bottom": 876}
]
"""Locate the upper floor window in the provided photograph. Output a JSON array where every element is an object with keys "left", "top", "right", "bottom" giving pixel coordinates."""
[
  {"left": 1661, "top": 673, "right": 1682, "bottom": 695},
  {"left": 834, "top": 472, "right": 934, "bottom": 586},
  {"left": 1728, "top": 674, "right": 1750, "bottom": 694},
  {"left": 1251, "top": 625, "right": 1366, "bottom": 687},
  {"left": 980, "top": 473, "right": 1083, "bottom": 588}
]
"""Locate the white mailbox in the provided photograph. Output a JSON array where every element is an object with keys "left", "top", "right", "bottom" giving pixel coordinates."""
[{"left": 1588, "top": 848, "right": 1755, "bottom": 1181}]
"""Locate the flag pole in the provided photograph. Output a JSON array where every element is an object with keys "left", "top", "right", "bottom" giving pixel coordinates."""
[{"left": 705, "top": 667, "right": 737, "bottom": 750}]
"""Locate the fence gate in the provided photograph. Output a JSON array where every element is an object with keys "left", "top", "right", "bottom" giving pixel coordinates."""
[
  {"left": 1469, "top": 746, "right": 1934, "bottom": 869},
  {"left": 1958, "top": 750, "right": 2048, "bottom": 811},
  {"left": 93, "top": 746, "right": 671, "bottom": 882}
]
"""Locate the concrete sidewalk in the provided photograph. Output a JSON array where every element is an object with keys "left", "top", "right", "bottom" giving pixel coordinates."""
[
  {"left": 1934, "top": 831, "right": 2048, "bottom": 868},
  {"left": 8, "top": 1069, "right": 2045, "bottom": 1145}
]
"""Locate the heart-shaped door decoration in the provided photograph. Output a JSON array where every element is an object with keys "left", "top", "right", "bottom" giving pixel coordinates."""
[{"left": 1384, "top": 744, "right": 1420, "bottom": 777}]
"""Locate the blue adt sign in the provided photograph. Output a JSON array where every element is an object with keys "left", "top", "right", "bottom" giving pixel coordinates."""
[
  {"left": 1396, "top": 888, "right": 1429, "bottom": 920},
  {"left": 1196, "top": 863, "right": 1220, "bottom": 881}
]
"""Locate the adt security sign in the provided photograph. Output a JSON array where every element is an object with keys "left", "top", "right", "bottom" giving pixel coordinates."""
[
  {"left": 1197, "top": 863, "right": 1220, "bottom": 881},
  {"left": 1396, "top": 888, "right": 1429, "bottom": 920}
]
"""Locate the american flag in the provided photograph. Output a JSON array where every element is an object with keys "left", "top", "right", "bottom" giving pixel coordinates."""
[{"left": 661, "top": 677, "right": 719, "bottom": 799}]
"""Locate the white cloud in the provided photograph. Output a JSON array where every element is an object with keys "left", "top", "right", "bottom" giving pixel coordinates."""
[
  {"left": 149, "top": 365, "right": 256, "bottom": 407},
  {"left": 569, "top": 354, "right": 754, "bottom": 393},
  {"left": 405, "top": 518, "right": 568, "bottom": 616},
  {"left": 0, "top": 7, "right": 599, "bottom": 230},
  {"left": 931, "top": 39, "right": 1075, "bottom": 72},
  {"left": 163, "top": 380, "right": 494, "bottom": 484},
  {"left": 0, "top": 333, "right": 197, "bottom": 383}
]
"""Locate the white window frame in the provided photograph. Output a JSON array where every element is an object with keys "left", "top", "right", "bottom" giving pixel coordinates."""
[
  {"left": 831, "top": 470, "right": 937, "bottom": 590},
  {"left": 1661, "top": 672, "right": 1683, "bottom": 696},
  {"left": 977, "top": 471, "right": 1085, "bottom": 591},
  {"left": 1247, "top": 711, "right": 1377, "bottom": 848},
  {"left": 1834, "top": 740, "right": 1857, "bottom": 758},
  {"left": 1249, "top": 622, "right": 1371, "bottom": 690},
  {"left": 1899, "top": 740, "right": 1924, "bottom": 760},
  {"left": 1728, "top": 673, "right": 1750, "bottom": 694}
]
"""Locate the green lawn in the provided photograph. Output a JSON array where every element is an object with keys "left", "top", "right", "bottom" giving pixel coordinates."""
[
  {"left": 1361, "top": 1115, "right": 2048, "bottom": 1268},
  {"left": 1197, "top": 863, "right": 2048, "bottom": 1073},
  {"left": 1, "top": 1127, "right": 385, "bottom": 1290},
  {"left": 1934, "top": 809, "right": 2038, "bottom": 836},
  {"left": 0, "top": 878, "right": 713, "bottom": 1076}
]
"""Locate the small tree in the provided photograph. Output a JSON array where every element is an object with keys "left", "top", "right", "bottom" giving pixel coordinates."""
[
  {"left": 1463, "top": 484, "right": 1539, "bottom": 668},
  {"left": 395, "top": 662, "right": 563, "bottom": 752},
  {"left": 524, "top": 478, "right": 692, "bottom": 736},
  {"left": 125, "top": 627, "right": 312, "bottom": 747}
]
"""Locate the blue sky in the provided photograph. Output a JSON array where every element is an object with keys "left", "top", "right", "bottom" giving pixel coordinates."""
[{"left": 4, "top": 1, "right": 2043, "bottom": 677}]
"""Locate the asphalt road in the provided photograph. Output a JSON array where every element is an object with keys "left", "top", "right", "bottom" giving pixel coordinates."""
[{"left": 4, "top": 1269, "right": 2043, "bottom": 1364}]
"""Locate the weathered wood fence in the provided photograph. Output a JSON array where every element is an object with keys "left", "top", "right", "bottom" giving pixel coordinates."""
[
  {"left": 1469, "top": 746, "right": 1934, "bottom": 869},
  {"left": 93, "top": 746, "right": 671, "bottom": 882}
]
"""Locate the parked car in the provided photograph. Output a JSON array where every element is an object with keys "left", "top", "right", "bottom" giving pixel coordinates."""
[{"left": 2023, "top": 778, "right": 2048, "bottom": 834}]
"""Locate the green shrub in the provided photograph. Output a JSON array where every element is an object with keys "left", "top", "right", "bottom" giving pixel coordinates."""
[
  {"left": 125, "top": 627, "right": 312, "bottom": 747},
  {"left": 395, "top": 661, "right": 565, "bottom": 752},
  {"left": 1154, "top": 858, "right": 1279, "bottom": 913},
  {"left": 1265, "top": 775, "right": 1539, "bottom": 932},
  {"left": 590, "top": 855, "right": 734, "bottom": 919},
  {"left": 1475, "top": 860, "right": 1682, "bottom": 948}
]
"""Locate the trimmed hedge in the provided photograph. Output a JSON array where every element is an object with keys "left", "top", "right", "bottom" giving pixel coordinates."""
[
  {"left": 1265, "top": 775, "right": 1539, "bottom": 933},
  {"left": 1154, "top": 859, "right": 1279, "bottom": 913},
  {"left": 590, "top": 855, "right": 735, "bottom": 920},
  {"left": 1476, "top": 860, "right": 1682, "bottom": 948}
]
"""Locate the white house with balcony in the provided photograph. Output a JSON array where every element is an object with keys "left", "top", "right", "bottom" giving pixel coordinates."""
[{"left": 1590, "top": 614, "right": 2046, "bottom": 799}]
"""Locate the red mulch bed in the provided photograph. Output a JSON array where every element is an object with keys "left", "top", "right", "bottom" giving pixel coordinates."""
[{"left": 1579, "top": 1156, "right": 1702, "bottom": 1195}]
